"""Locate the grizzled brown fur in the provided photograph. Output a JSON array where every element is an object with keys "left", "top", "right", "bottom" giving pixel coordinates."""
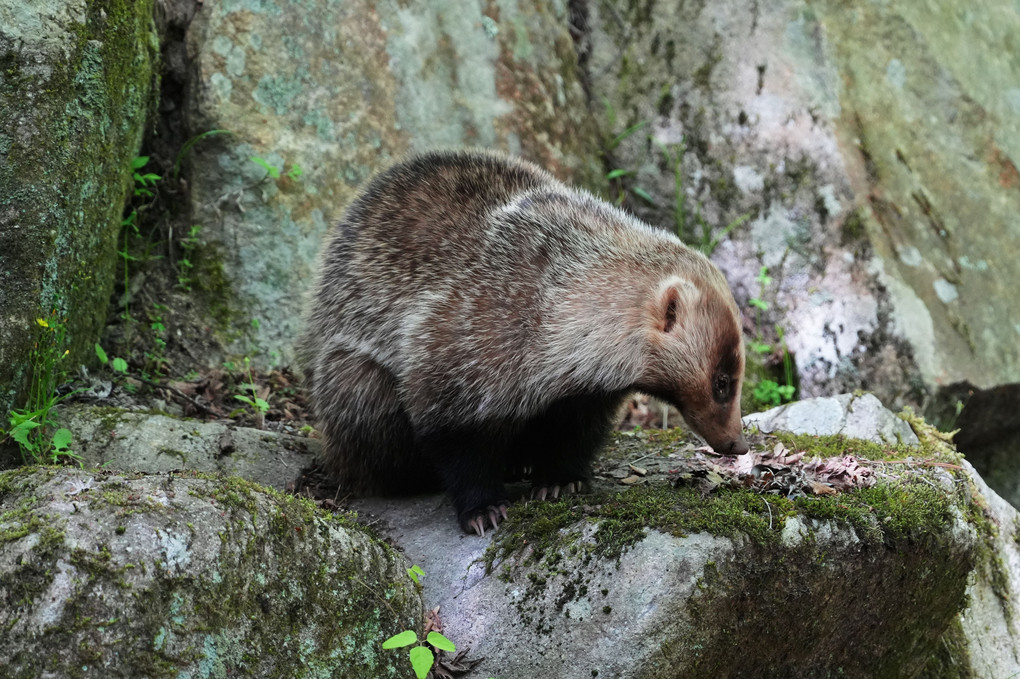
[{"left": 298, "top": 151, "right": 747, "bottom": 534}]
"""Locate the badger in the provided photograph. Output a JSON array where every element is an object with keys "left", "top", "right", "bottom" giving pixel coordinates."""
[{"left": 298, "top": 150, "right": 748, "bottom": 535}]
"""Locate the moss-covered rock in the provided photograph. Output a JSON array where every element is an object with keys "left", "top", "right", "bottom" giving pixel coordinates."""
[
  {"left": 351, "top": 404, "right": 1019, "bottom": 678},
  {"left": 0, "top": 466, "right": 422, "bottom": 678},
  {"left": 0, "top": 0, "right": 160, "bottom": 417}
]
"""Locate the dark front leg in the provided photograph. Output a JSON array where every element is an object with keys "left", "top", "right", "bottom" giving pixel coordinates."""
[
  {"left": 419, "top": 427, "right": 511, "bottom": 536},
  {"left": 513, "top": 392, "right": 627, "bottom": 498}
]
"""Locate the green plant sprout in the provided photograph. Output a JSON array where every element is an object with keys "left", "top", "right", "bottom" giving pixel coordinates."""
[
  {"left": 752, "top": 376, "right": 795, "bottom": 407},
  {"left": 602, "top": 115, "right": 748, "bottom": 253},
  {"left": 654, "top": 138, "right": 749, "bottom": 254},
  {"left": 251, "top": 156, "right": 281, "bottom": 179},
  {"left": 381, "top": 567, "right": 455, "bottom": 679},
  {"left": 144, "top": 305, "right": 169, "bottom": 378},
  {"left": 177, "top": 225, "right": 202, "bottom": 291},
  {"left": 603, "top": 113, "right": 653, "bottom": 206},
  {"left": 250, "top": 156, "right": 303, "bottom": 181},
  {"left": 382, "top": 629, "right": 457, "bottom": 679},
  {"left": 119, "top": 156, "right": 166, "bottom": 329},
  {"left": 746, "top": 266, "right": 796, "bottom": 409},
  {"left": 407, "top": 564, "right": 425, "bottom": 585},
  {"left": 232, "top": 357, "right": 269, "bottom": 427},
  {"left": 95, "top": 343, "right": 128, "bottom": 374},
  {"left": 131, "top": 156, "right": 162, "bottom": 198}
]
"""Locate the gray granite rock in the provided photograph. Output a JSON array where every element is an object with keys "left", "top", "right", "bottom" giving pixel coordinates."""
[
  {"left": 742, "top": 393, "right": 919, "bottom": 446},
  {"left": 349, "top": 419, "right": 1013, "bottom": 678},
  {"left": 584, "top": 0, "right": 1020, "bottom": 415},
  {"left": 60, "top": 404, "right": 318, "bottom": 490},
  {"left": 0, "top": 0, "right": 159, "bottom": 416}
]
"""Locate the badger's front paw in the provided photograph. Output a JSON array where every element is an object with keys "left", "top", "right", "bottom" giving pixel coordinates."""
[{"left": 460, "top": 504, "right": 510, "bottom": 537}]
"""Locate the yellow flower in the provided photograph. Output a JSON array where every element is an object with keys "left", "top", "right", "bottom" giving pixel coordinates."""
[{"left": 36, "top": 318, "right": 49, "bottom": 328}]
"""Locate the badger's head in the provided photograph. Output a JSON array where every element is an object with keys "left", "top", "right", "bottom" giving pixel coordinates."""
[{"left": 636, "top": 272, "right": 748, "bottom": 456}]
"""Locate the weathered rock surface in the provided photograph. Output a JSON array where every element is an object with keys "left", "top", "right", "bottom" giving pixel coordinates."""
[
  {"left": 60, "top": 404, "right": 318, "bottom": 491},
  {"left": 582, "top": 0, "right": 1020, "bottom": 445},
  {"left": 0, "top": 0, "right": 160, "bottom": 415},
  {"left": 955, "top": 459, "right": 1020, "bottom": 676},
  {"left": 352, "top": 396, "right": 1020, "bottom": 678},
  {"left": 0, "top": 466, "right": 421, "bottom": 678},
  {"left": 178, "top": 0, "right": 603, "bottom": 366},
  {"left": 743, "top": 391, "right": 918, "bottom": 445}
]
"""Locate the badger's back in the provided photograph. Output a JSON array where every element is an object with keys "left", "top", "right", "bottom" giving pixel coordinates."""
[
  {"left": 299, "top": 150, "right": 721, "bottom": 425},
  {"left": 299, "top": 152, "right": 554, "bottom": 383}
]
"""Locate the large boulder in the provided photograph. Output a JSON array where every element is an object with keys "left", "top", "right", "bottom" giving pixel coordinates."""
[
  {"left": 0, "top": 466, "right": 422, "bottom": 678},
  {"left": 175, "top": 0, "right": 603, "bottom": 367},
  {"left": 580, "top": 0, "right": 1020, "bottom": 473},
  {"left": 352, "top": 396, "right": 1020, "bottom": 678},
  {"left": 0, "top": 0, "right": 160, "bottom": 415}
]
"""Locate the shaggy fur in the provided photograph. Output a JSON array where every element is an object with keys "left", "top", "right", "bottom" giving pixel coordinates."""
[{"left": 298, "top": 150, "right": 747, "bottom": 533}]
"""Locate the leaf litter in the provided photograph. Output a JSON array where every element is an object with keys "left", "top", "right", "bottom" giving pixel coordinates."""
[{"left": 664, "top": 436, "right": 958, "bottom": 499}]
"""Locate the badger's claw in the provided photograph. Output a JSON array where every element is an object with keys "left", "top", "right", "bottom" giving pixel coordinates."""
[
  {"left": 468, "top": 516, "right": 485, "bottom": 537},
  {"left": 532, "top": 480, "right": 585, "bottom": 502},
  {"left": 464, "top": 504, "right": 510, "bottom": 537}
]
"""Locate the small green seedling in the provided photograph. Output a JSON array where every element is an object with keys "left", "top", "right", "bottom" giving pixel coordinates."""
[
  {"left": 232, "top": 357, "right": 270, "bottom": 426},
  {"left": 382, "top": 630, "right": 457, "bottom": 679},
  {"left": 752, "top": 379, "right": 796, "bottom": 407},
  {"left": 131, "top": 156, "right": 162, "bottom": 198},
  {"left": 177, "top": 225, "right": 202, "bottom": 291},
  {"left": 381, "top": 565, "right": 458, "bottom": 678},
  {"left": 251, "top": 156, "right": 303, "bottom": 181},
  {"left": 95, "top": 343, "right": 129, "bottom": 374},
  {"left": 407, "top": 564, "right": 425, "bottom": 585},
  {"left": 1, "top": 309, "right": 83, "bottom": 465},
  {"left": 251, "top": 156, "right": 281, "bottom": 179}
]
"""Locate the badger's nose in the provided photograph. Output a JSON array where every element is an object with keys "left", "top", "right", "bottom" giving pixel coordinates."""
[{"left": 725, "top": 435, "right": 749, "bottom": 456}]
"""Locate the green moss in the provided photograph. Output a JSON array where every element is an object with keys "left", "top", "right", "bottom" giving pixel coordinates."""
[
  {"left": 921, "top": 616, "right": 974, "bottom": 679},
  {"left": 840, "top": 207, "right": 868, "bottom": 245},
  {"left": 676, "top": 533, "right": 971, "bottom": 676},
  {"left": 488, "top": 466, "right": 957, "bottom": 576},
  {"left": 0, "top": 470, "right": 68, "bottom": 616}
]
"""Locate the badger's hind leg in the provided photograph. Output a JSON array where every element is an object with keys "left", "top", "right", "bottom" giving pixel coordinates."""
[
  {"left": 514, "top": 393, "right": 625, "bottom": 500},
  {"left": 312, "top": 346, "right": 431, "bottom": 494}
]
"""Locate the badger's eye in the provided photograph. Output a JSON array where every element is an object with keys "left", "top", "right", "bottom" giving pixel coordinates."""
[{"left": 712, "top": 373, "right": 732, "bottom": 403}]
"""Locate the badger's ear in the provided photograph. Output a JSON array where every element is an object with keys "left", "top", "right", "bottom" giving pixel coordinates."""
[{"left": 654, "top": 277, "right": 699, "bottom": 334}]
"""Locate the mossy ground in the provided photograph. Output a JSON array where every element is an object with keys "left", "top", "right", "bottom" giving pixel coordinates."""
[{"left": 489, "top": 413, "right": 965, "bottom": 573}]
